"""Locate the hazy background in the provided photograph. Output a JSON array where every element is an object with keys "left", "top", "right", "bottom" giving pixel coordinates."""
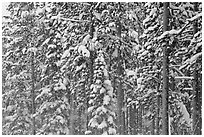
[{"left": 2, "top": 2, "right": 9, "bottom": 16}]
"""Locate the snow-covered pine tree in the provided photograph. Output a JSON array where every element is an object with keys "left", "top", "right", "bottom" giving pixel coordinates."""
[
  {"left": 87, "top": 50, "right": 116, "bottom": 135},
  {"left": 140, "top": 2, "right": 202, "bottom": 135},
  {"left": 2, "top": 2, "right": 44, "bottom": 134},
  {"left": 2, "top": 2, "right": 202, "bottom": 135}
]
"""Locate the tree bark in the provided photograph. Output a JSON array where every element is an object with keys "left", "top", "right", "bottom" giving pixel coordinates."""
[
  {"left": 116, "top": 17, "right": 125, "bottom": 135},
  {"left": 198, "top": 70, "right": 202, "bottom": 135},
  {"left": 151, "top": 116, "right": 155, "bottom": 135},
  {"left": 78, "top": 106, "right": 82, "bottom": 134},
  {"left": 129, "top": 105, "right": 136, "bottom": 134},
  {"left": 136, "top": 106, "right": 139, "bottom": 134},
  {"left": 133, "top": 104, "right": 137, "bottom": 134},
  {"left": 69, "top": 92, "right": 75, "bottom": 135},
  {"left": 192, "top": 68, "right": 198, "bottom": 134},
  {"left": 191, "top": 2, "right": 201, "bottom": 135},
  {"left": 86, "top": 12, "right": 95, "bottom": 134},
  {"left": 156, "top": 82, "right": 160, "bottom": 135},
  {"left": 31, "top": 52, "right": 36, "bottom": 135},
  {"left": 192, "top": 67, "right": 201, "bottom": 134},
  {"left": 139, "top": 101, "right": 143, "bottom": 134},
  {"left": 123, "top": 111, "right": 127, "bottom": 134},
  {"left": 162, "top": 2, "right": 169, "bottom": 135}
]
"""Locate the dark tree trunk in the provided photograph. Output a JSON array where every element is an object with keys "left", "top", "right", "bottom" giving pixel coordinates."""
[
  {"left": 123, "top": 104, "right": 126, "bottom": 134},
  {"left": 129, "top": 105, "right": 136, "bottom": 134},
  {"left": 192, "top": 2, "right": 201, "bottom": 135},
  {"left": 31, "top": 52, "right": 36, "bottom": 135},
  {"left": 162, "top": 2, "right": 169, "bottom": 135},
  {"left": 116, "top": 16, "right": 125, "bottom": 135},
  {"left": 86, "top": 13, "right": 95, "bottom": 133},
  {"left": 138, "top": 102, "right": 143, "bottom": 134},
  {"left": 136, "top": 106, "right": 139, "bottom": 134},
  {"left": 69, "top": 93, "right": 75, "bottom": 135},
  {"left": 192, "top": 67, "right": 201, "bottom": 134},
  {"left": 185, "top": 69, "right": 192, "bottom": 118},
  {"left": 192, "top": 68, "right": 197, "bottom": 134},
  {"left": 78, "top": 106, "right": 82, "bottom": 134},
  {"left": 198, "top": 70, "right": 202, "bottom": 134},
  {"left": 156, "top": 82, "right": 160, "bottom": 135},
  {"left": 141, "top": 104, "right": 144, "bottom": 134},
  {"left": 151, "top": 116, "right": 155, "bottom": 135},
  {"left": 123, "top": 111, "right": 127, "bottom": 134},
  {"left": 129, "top": 106, "right": 132, "bottom": 134},
  {"left": 133, "top": 104, "right": 137, "bottom": 134}
]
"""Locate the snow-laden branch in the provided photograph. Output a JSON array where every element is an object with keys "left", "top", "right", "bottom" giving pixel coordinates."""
[
  {"left": 142, "top": 74, "right": 161, "bottom": 84},
  {"left": 102, "top": 34, "right": 130, "bottom": 46},
  {"left": 94, "top": 2, "right": 101, "bottom": 9},
  {"left": 157, "top": 13, "right": 201, "bottom": 41},
  {"left": 188, "top": 52, "right": 202, "bottom": 63},
  {"left": 169, "top": 66, "right": 185, "bottom": 76},
  {"left": 177, "top": 102, "right": 191, "bottom": 127},
  {"left": 187, "top": 13, "right": 202, "bottom": 22},
  {"left": 179, "top": 52, "right": 202, "bottom": 70},
  {"left": 169, "top": 3, "right": 184, "bottom": 10},
  {"left": 183, "top": 88, "right": 193, "bottom": 90},
  {"left": 157, "top": 29, "right": 180, "bottom": 40},
  {"left": 174, "top": 76, "right": 194, "bottom": 80},
  {"left": 61, "top": 17, "right": 89, "bottom": 23},
  {"left": 157, "top": 23, "right": 188, "bottom": 41},
  {"left": 123, "top": 80, "right": 134, "bottom": 89}
]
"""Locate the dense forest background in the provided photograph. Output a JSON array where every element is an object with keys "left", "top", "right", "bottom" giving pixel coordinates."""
[{"left": 2, "top": 2, "right": 202, "bottom": 135}]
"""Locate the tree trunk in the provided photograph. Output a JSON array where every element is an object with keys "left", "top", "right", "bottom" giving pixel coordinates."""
[
  {"left": 86, "top": 13, "right": 95, "bottom": 134},
  {"left": 136, "top": 106, "right": 139, "bottom": 134},
  {"left": 198, "top": 70, "right": 202, "bottom": 135},
  {"left": 84, "top": 93, "right": 88, "bottom": 133},
  {"left": 192, "top": 67, "right": 201, "bottom": 134},
  {"left": 162, "top": 2, "right": 169, "bottom": 135},
  {"left": 31, "top": 52, "right": 36, "bottom": 135},
  {"left": 133, "top": 104, "right": 137, "bottom": 134},
  {"left": 124, "top": 96, "right": 127, "bottom": 134},
  {"left": 117, "top": 42, "right": 124, "bottom": 135},
  {"left": 139, "top": 102, "right": 143, "bottom": 134},
  {"left": 185, "top": 69, "right": 192, "bottom": 118},
  {"left": 141, "top": 104, "right": 144, "bottom": 134},
  {"left": 78, "top": 107, "right": 82, "bottom": 134},
  {"left": 156, "top": 82, "right": 160, "bottom": 135},
  {"left": 123, "top": 111, "right": 127, "bottom": 134},
  {"left": 192, "top": 2, "right": 201, "bottom": 135},
  {"left": 192, "top": 68, "right": 197, "bottom": 134},
  {"left": 69, "top": 92, "right": 75, "bottom": 135},
  {"left": 156, "top": 95, "right": 160, "bottom": 135},
  {"left": 129, "top": 105, "right": 136, "bottom": 134},
  {"left": 151, "top": 116, "right": 155, "bottom": 135},
  {"left": 128, "top": 106, "right": 131, "bottom": 134},
  {"left": 116, "top": 17, "right": 124, "bottom": 135}
]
